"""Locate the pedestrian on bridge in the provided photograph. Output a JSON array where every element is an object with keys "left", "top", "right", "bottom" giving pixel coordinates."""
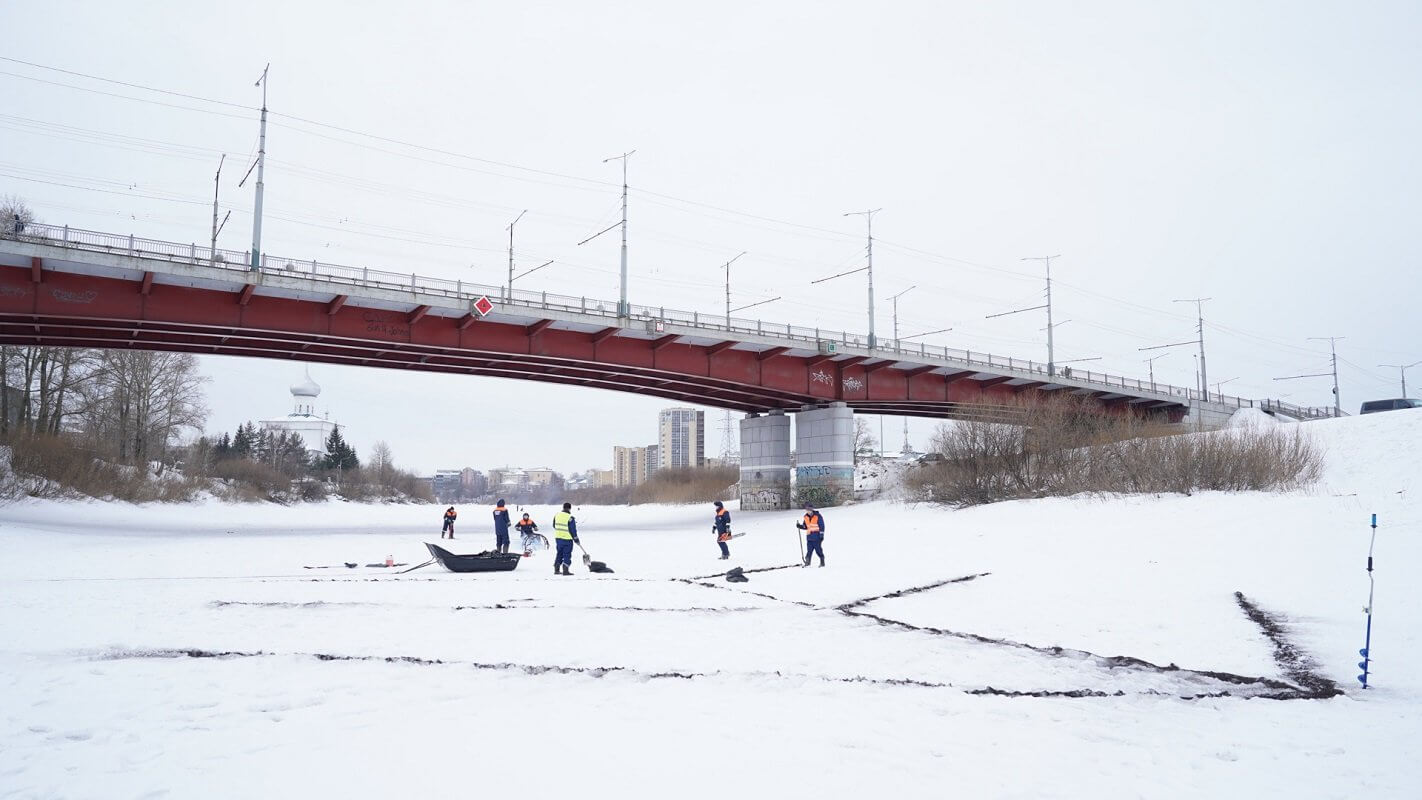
[
  {"left": 797, "top": 503, "right": 826, "bottom": 567},
  {"left": 493, "top": 499, "right": 511, "bottom": 554},
  {"left": 441, "top": 506, "right": 458, "bottom": 539},
  {"left": 552, "top": 502, "right": 580, "bottom": 576}
]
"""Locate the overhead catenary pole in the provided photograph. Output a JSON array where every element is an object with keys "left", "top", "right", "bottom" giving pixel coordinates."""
[
  {"left": 1020, "top": 256, "right": 1061, "bottom": 375},
  {"left": 1173, "top": 297, "right": 1211, "bottom": 401},
  {"left": 844, "top": 209, "right": 882, "bottom": 349},
  {"left": 721, "top": 251, "right": 747, "bottom": 327},
  {"left": 210, "top": 153, "right": 228, "bottom": 264},
  {"left": 604, "top": 150, "right": 635, "bottom": 318},
  {"left": 249, "top": 64, "right": 269, "bottom": 271},
  {"left": 1143, "top": 352, "right": 1169, "bottom": 391},
  {"left": 1378, "top": 360, "right": 1420, "bottom": 398},
  {"left": 887, "top": 285, "right": 916, "bottom": 454},
  {"left": 1273, "top": 337, "right": 1344, "bottom": 413},
  {"left": 1309, "top": 336, "right": 1345, "bottom": 415},
  {"left": 506, "top": 209, "right": 528, "bottom": 299}
]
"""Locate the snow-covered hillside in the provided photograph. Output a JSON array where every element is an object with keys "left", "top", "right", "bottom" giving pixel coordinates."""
[{"left": 1, "top": 410, "right": 1418, "bottom": 798}]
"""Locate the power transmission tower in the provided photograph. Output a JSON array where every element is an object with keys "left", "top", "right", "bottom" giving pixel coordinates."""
[{"left": 718, "top": 410, "right": 737, "bottom": 464}]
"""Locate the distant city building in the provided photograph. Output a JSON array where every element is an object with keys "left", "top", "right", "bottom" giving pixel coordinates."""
[
  {"left": 259, "top": 369, "right": 337, "bottom": 458},
  {"left": 431, "top": 470, "right": 463, "bottom": 503},
  {"left": 525, "top": 468, "right": 557, "bottom": 487},
  {"left": 489, "top": 466, "right": 554, "bottom": 491},
  {"left": 460, "top": 468, "right": 488, "bottom": 497},
  {"left": 592, "top": 469, "right": 616, "bottom": 488},
  {"left": 645, "top": 444, "right": 659, "bottom": 475},
  {"left": 613, "top": 445, "right": 657, "bottom": 487},
  {"left": 490, "top": 467, "right": 528, "bottom": 491},
  {"left": 657, "top": 408, "right": 705, "bottom": 469}
]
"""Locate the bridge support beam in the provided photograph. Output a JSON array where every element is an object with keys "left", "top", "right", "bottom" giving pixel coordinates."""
[
  {"left": 739, "top": 410, "right": 791, "bottom": 511},
  {"left": 793, "top": 402, "right": 855, "bottom": 507}
]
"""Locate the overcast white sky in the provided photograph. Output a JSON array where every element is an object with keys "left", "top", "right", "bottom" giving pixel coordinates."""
[{"left": 3, "top": 1, "right": 1419, "bottom": 474}]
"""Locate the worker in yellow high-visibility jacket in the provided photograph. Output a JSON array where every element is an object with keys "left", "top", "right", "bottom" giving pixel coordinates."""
[{"left": 551, "top": 502, "right": 580, "bottom": 576}]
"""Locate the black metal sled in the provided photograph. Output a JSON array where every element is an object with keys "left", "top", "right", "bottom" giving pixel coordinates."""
[{"left": 424, "top": 542, "right": 522, "bottom": 573}]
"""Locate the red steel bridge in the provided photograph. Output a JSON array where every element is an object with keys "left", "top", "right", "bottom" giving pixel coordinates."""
[{"left": 0, "top": 223, "right": 1307, "bottom": 425}]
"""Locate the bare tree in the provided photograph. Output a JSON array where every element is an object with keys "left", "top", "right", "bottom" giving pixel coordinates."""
[
  {"left": 1, "top": 194, "right": 36, "bottom": 237},
  {"left": 370, "top": 440, "right": 395, "bottom": 486},
  {"left": 1, "top": 346, "right": 101, "bottom": 436},
  {"left": 80, "top": 351, "right": 209, "bottom": 464},
  {"left": 853, "top": 417, "right": 878, "bottom": 464}
]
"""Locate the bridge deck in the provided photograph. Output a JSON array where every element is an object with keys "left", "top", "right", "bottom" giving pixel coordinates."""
[{"left": 0, "top": 225, "right": 1331, "bottom": 422}]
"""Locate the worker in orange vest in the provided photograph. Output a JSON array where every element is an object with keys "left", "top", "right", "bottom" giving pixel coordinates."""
[
  {"left": 796, "top": 503, "right": 826, "bottom": 567},
  {"left": 712, "top": 500, "right": 732, "bottom": 560},
  {"left": 515, "top": 513, "right": 541, "bottom": 556},
  {"left": 441, "top": 506, "right": 457, "bottom": 539}
]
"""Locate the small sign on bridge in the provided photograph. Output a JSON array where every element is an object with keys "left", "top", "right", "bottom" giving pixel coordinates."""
[{"left": 472, "top": 296, "right": 494, "bottom": 316}]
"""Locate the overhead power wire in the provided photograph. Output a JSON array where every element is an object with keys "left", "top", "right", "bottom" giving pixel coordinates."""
[
  {"left": 4, "top": 56, "right": 1398, "bottom": 374},
  {"left": 0, "top": 69, "right": 254, "bottom": 122}
]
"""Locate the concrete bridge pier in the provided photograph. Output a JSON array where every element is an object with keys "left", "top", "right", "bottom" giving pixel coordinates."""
[
  {"left": 739, "top": 410, "right": 792, "bottom": 510},
  {"left": 792, "top": 402, "right": 855, "bottom": 507}
]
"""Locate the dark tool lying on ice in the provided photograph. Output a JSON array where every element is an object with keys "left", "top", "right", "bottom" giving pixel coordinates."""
[
  {"left": 424, "top": 542, "right": 522, "bottom": 573},
  {"left": 725, "top": 566, "right": 748, "bottom": 583},
  {"left": 576, "top": 542, "right": 614, "bottom": 573}
]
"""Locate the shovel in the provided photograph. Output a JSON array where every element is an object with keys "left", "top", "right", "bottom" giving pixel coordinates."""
[{"left": 577, "top": 541, "right": 593, "bottom": 568}]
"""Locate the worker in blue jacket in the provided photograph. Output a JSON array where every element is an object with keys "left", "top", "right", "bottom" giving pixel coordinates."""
[
  {"left": 492, "top": 499, "right": 511, "bottom": 554},
  {"left": 712, "top": 500, "right": 732, "bottom": 560},
  {"left": 797, "top": 503, "right": 826, "bottom": 567}
]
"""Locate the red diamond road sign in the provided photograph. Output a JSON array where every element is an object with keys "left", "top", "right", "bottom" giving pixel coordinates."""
[{"left": 472, "top": 296, "right": 494, "bottom": 316}]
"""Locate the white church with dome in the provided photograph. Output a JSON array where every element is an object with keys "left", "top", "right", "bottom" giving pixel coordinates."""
[{"left": 259, "top": 369, "right": 338, "bottom": 457}]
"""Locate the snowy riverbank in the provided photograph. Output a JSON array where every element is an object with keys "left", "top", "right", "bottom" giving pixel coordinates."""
[{"left": 2, "top": 410, "right": 1419, "bottom": 798}]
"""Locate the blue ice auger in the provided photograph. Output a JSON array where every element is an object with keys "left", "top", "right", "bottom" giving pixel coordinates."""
[{"left": 1357, "top": 513, "right": 1378, "bottom": 688}]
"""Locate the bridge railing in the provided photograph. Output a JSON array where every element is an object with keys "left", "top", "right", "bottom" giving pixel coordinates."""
[{"left": 8, "top": 221, "right": 1271, "bottom": 411}]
